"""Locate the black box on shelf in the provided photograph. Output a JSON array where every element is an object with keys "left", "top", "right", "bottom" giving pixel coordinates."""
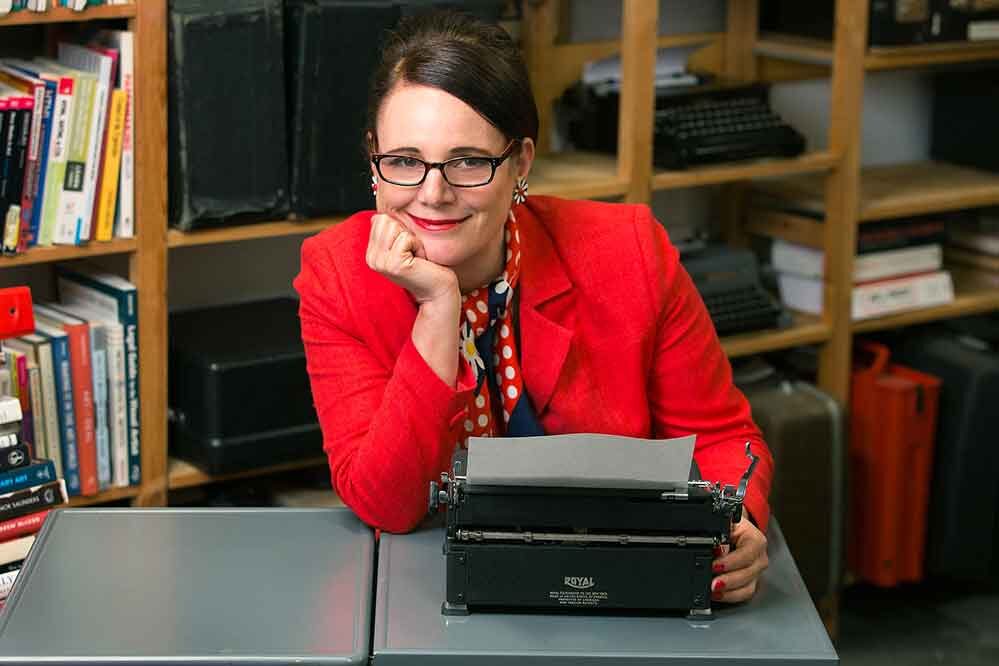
[
  {"left": 760, "top": 0, "right": 939, "bottom": 47},
  {"left": 168, "top": 298, "right": 320, "bottom": 475},
  {"left": 931, "top": 67, "right": 999, "bottom": 172},
  {"left": 168, "top": 0, "right": 290, "bottom": 230}
]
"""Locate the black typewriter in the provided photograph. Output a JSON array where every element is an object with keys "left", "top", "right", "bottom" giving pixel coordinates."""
[
  {"left": 430, "top": 435, "right": 759, "bottom": 618},
  {"left": 560, "top": 80, "right": 806, "bottom": 169},
  {"left": 682, "top": 244, "right": 789, "bottom": 337},
  {"left": 653, "top": 82, "right": 806, "bottom": 169}
]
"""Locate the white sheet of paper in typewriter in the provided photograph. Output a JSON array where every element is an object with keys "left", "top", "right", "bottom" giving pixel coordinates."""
[{"left": 465, "top": 433, "right": 696, "bottom": 492}]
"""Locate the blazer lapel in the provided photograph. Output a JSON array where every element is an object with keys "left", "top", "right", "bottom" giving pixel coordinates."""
[{"left": 517, "top": 208, "right": 575, "bottom": 415}]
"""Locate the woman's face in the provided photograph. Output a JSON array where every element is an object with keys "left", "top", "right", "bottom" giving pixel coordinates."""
[{"left": 373, "top": 82, "right": 533, "bottom": 279}]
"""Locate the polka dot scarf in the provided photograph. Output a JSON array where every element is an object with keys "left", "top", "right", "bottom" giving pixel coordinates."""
[{"left": 458, "top": 210, "right": 524, "bottom": 444}]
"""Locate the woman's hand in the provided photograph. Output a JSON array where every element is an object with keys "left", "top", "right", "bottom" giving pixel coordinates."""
[
  {"left": 711, "top": 518, "right": 769, "bottom": 603},
  {"left": 366, "top": 212, "right": 459, "bottom": 306}
]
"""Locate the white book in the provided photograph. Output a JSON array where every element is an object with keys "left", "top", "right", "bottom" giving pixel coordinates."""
[
  {"left": 1, "top": 339, "right": 46, "bottom": 461},
  {"left": 9, "top": 335, "right": 62, "bottom": 480},
  {"left": 57, "top": 43, "right": 115, "bottom": 243},
  {"left": 93, "top": 30, "right": 134, "bottom": 238},
  {"left": 778, "top": 270, "right": 955, "bottom": 320},
  {"left": 0, "top": 396, "right": 22, "bottom": 427},
  {"left": 0, "top": 535, "right": 34, "bottom": 568},
  {"left": 0, "top": 568, "right": 18, "bottom": 601},
  {"left": 771, "top": 240, "right": 943, "bottom": 283}
]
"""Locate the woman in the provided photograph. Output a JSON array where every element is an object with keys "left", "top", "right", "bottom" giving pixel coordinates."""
[{"left": 294, "top": 10, "right": 773, "bottom": 604}]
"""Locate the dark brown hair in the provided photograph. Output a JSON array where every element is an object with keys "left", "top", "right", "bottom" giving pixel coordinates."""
[{"left": 366, "top": 10, "right": 539, "bottom": 154}]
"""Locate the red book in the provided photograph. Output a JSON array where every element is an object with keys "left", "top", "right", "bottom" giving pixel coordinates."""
[
  {"left": 0, "top": 510, "right": 50, "bottom": 543},
  {"left": 33, "top": 304, "right": 98, "bottom": 497}
]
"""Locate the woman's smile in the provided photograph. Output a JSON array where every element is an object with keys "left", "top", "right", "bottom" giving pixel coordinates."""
[{"left": 407, "top": 213, "right": 470, "bottom": 232}]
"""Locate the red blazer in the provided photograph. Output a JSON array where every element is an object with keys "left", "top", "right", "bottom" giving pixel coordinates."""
[{"left": 295, "top": 196, "right": 773, "bottom": 533}]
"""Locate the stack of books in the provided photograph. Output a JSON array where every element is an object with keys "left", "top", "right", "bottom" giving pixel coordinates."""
[
  {"left": 3, "top": 264, "right": 140, "bottom": 498},
  {"left": 0, "top": 394, "right": 68, "bottom": 610},
  {"left": 944, "top": 211, "right": 999, "bottom": 279},
  {"left": 0, "top": 29, "right": 134, "bottom": 254},
  {"left": 748, "top": 186, "right": 955, "bottom": 320}
]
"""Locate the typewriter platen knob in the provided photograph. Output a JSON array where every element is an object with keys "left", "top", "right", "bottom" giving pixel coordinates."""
[{"left": 429, "top": 481, "right": 440, "bottom": 512}]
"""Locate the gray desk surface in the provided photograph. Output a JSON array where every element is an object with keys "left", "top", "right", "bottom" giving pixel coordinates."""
[
  {"left": 373, "top": 520, "right": 838, "bottom": 665},
  {"left": 0, "top": 507, "right": 374, "bottom": 665}
]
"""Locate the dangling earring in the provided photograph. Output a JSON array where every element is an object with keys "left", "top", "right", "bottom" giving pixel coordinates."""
[
  {"left": 512, "top": 177, "right": 528, "bottom": 205},
  {"left": 371, "top": 175, "right": 378, "bottom": 196}
]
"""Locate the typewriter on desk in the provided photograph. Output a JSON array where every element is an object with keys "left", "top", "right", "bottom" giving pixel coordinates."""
[
  {"left": 561, "top": 80, "right": 806, "bottom": 169},
  {"left": 682, "top": 244, "right": 789, "bottom": 337},
  {"left": 430, "top": 434, "right": 759, "bottom": 618}
]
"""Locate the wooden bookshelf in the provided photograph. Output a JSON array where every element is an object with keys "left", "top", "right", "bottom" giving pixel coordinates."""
[
  {"left": 167, "top": 217, "right": 342, "bottom": 249},
  {"left": 167, "top": 457, "right": 328, "bottom": 491},
  {"left": 652, "top": 151, "right": 837, "bottom": 191},
  {"left": 756, "top": 33, "right": 999, "bottom": 71},
  {"left": 0, "top": 239, "right": 138, "bottom": 267},
  {"left": 852, "top": 268, "right": 999, "bottom": 334},
  {"left": 753, "top": 161, "right": 999, "bottom": 222},
  {"left": 529, "top": 151, "right": 629, "bottom": 200},
  {"left": 0, "top": 2, "right": 135, "bottom": 26},
  {"left": 66, "top": 485, "right": 141, "bottom": 508},
  {"left": 722, "top": 316, "right": 829, "bottom": 359}
]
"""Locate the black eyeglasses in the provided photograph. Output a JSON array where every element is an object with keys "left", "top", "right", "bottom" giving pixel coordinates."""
[{"left": 371, "top": 140, "right": 518, "bottom": 188}]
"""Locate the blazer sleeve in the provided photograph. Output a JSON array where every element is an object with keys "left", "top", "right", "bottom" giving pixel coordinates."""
[
  {"left": 637, "top": 209, "right": 774, "bottom": 532},
  {"left": 294, "top": 236, "right": 477, "bottom": 533}
]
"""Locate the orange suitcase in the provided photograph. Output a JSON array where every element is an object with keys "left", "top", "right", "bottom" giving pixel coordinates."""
[{"left": 849, "top": 341, "right": 940, "bottom": 586}]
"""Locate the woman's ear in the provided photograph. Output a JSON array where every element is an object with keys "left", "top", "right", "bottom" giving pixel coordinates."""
[{"left": 516, "top": 137, "right": 535, "bottom": 181}]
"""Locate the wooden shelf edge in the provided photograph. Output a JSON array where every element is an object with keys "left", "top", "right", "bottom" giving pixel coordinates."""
[
  {"left": 167, "top": 218, "right": 343, "bottom": 248},
  {"left": 757, "top": 33, "right": 999, "bottom": 70},
  {"left": 0, "top": 3, "right": 135, "bottom": 26},
  {"left": 653, "top": 152, "right": 837, "bottom": 191},
  {"left": 168, "top": 457, "right": 328, "bottom": 491},
  {"left": 531, "top": 179, "right": 630, "bottom": 200},
  {"left": 722, "top": 320, "right": 830, "bottom": 358},
  {"left": 0, "top": 239, "right": 138, "bottom": 268},
  {"left": 66, "top": 485, "right": 141, "bottom": 507}
]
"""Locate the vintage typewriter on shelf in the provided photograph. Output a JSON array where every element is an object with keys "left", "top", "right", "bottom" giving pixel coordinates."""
[
  {"left": 561, "top": 80, "right": 806, "bottom": 169},
  {"left": 430, "top": 434, "right": 759, "bottom": 618},
  {"left": 682, "top": 244, "right": 789, "bottom": 337}
]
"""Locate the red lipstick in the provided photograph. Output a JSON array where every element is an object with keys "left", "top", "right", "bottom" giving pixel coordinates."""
[{"left": 408, "top": 214, "right": 467, "bottom": 232}]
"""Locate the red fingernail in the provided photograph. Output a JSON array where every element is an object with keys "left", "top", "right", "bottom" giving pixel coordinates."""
[
  {"left": 712, "top": 579, "right": 726, "bottom": 593},
  {"left": 712, "top": 563, "right": 725, "bottom": 574}
]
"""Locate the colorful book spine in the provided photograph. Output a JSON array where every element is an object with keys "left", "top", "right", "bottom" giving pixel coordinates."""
[
  {"left": 0, "top": 509, "right": 50, "bottom": 542},
  {"left": 95, "top": 88, "right": 124, "bottom": 240},
  {"left": 0, "top": 479, "right": 66, "bottom": 523},
  {"left": 0, "top": 459, "right": 56, "bottom": 495}
]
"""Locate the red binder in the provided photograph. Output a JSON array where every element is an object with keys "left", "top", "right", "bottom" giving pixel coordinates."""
[{"left": 849, "top": 341, "right": 940, "bottom": 586}]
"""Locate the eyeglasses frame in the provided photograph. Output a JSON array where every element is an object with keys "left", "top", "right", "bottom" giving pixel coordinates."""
[{"left": 370, "top": 139, "right": 519, "bottom": 188}]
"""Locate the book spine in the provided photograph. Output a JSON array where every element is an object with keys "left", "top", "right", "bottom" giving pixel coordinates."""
[
  {"left": 26, "top": 81, "right": 54, "bottom": 247},
  {"left": 63, "top": 322, "right": 97, "bottom": 495},
  {"left": 35, "top": 341, "right": 63, "bottom": 479},
  {"left": 54, "top": 73, "right": 94, "bottom": 245},
  {"left": 0, "top": 508, "right": 49, "bottom": 542},
  {"left": 105, "top": 327, "right": 127, "bottom": 487},
  {"left": 26, "top": 364, "right": 45, "bottom": 460},
  {"left": 90, "top": 339, "right": 110, "bottom": 490},
  {"left": 13, "top": 353, "right": 32, "bottom": 453},
  {"left": 0, "top": 459, "right": 57, "bottom": 495},
  {"left": 8, "top": 100, "right": 33, "bottom": 253},
  {"left": 115, "top": 31, "right": 134, "bottom": 238},
  {"left": 48, "top": 336, "right": 80, "bottom": 496},
  {"left": 0, "top": 479, "right": 66, "bottom": 523},
  {"left": 38, "top": 76, "right": 74, "bottom": 246},
  {"left": 94, "top": 88, "right": 124, "bottom": 241}
]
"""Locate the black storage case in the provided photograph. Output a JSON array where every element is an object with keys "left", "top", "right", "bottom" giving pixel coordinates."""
[
  {"left": 168, "top": 298, "right": 321, "bottom": 474},
  {"left": 931, "top": 67, "right": 999, "bottom": 173},
  {"left": 168, "top": 0, "right": 290, "bottom": 230},
  {"left": 892, "top": 322, "right": 999, "bottom": 579}
]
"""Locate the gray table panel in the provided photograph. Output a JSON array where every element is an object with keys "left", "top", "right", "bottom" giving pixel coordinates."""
[
  {"left": 0, "top": 508, "right": 374, "bottom": 665},
  {"left": 373, "top": 520, "right": 838, "bottom": 665}
]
